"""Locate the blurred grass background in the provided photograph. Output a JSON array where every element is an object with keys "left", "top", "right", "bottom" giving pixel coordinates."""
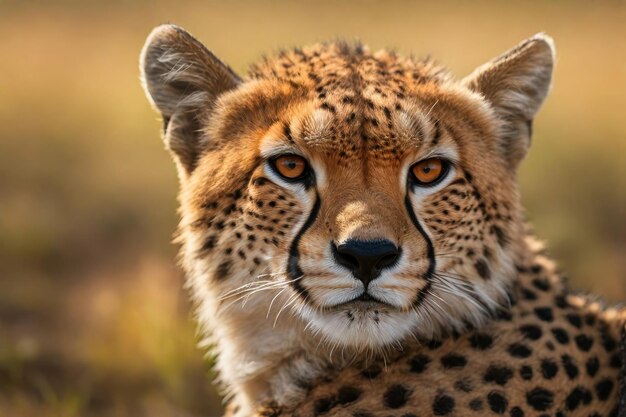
[{"left": 0, "top": 1, "right": 624, "bottom": 416}]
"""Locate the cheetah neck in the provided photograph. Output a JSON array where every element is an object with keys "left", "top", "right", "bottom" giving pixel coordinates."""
[{"left": 205, "top": 290, "right": 340, "bottom": 414}]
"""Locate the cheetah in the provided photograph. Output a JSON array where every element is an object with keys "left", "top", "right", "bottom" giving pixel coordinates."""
[{"left": 139, "top": 25, "right": 626, "bottom": 417}]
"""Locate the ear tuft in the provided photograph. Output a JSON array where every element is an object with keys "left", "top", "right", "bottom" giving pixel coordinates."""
[
  {"left": 463, "top": 34, "right": 555, "bottom": 169},
  {"left": 139, "top": 24, "right": 241, "bottom": 175}
]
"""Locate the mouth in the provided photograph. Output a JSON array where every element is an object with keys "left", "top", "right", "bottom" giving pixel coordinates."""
[
  {"left": 334, "top": 292, "right": 393, "bottom": 310},
  {"left": 298, "top": 289, "right": 418, "bottom": 349}
]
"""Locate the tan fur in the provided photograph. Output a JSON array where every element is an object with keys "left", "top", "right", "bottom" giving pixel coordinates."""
[{"left": 140, "top": 25, "right": 625, "bottom": 416}]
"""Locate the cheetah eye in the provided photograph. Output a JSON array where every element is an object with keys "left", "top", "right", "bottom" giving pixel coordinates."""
[
  {"left": 270, "top": 154, "right": 309, "bottom": 181},
  {"left": 410, "top": 157, "right": 449, "bottom": 186}
]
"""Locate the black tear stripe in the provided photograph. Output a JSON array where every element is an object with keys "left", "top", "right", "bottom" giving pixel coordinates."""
[
  {"left": 287, "top": 194, "right": 321, "bottom": 302},
  {"left": 404, "top": 193, "right": 436, "bottom": 308}
]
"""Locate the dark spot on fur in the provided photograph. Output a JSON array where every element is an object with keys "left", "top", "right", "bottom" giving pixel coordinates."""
[
  {"left": 487, "top": 391, "right": 508, "bottom": 414},
  {"left": 484, "top": 365, "right": 514, "bottom": 386},
  {"left": 454, "top": 378, "right": 473, "bottom": 392},
  {"left": 600, "top": 327, "right": 617, "bottom": 351},
  {"left": 551, "top": 327, "right": 569, "bottom": 344},
  {"left": 520, "top": 324, "right": 543, "bottom": 340},
  {"left": 609, "top": 352, "right": 622, "bottom": 368},
  {"left": 294, "top": 377, "right": 313, "bottom": 391},
  {"left": 565, "top": 386, "right": 592, "bottom": 411},
  {"left": 566, "top": 313, "right": 582, "bottom": 328},
  {"left": 409, "top": 354, "right": 430, "bottom": 374},
  {"left": 223, "top": 203, "right": 237, "bottom": 215},
  {"left": 441, "top": 353, "right": 467, "bottom": 369},
  {"left": 574, "top": 334, "right": 594, "bottom": 352},
  {"left": 491, "top": 225, "right": 508, "bottom": 246},
  {"left": 526, "top": 387, "right": 554, "bottom": 411},
  {"left": 320, "top": 102, "right": 336, "bottom": 113},
  {"left": 521, "top": 288, "right": 537, "bottom": 300},
  {"left": 508, "top": 343, "right": 532, "bottom": 358},
  {"left": 337, "top": 386, "right": 362, "bottom": 405},
  {"left": 427, "top": 339, "right": 443, "bottom": 350},
  {"left": 534, "top": 307, "right": 554, "bottom": 322},
  {"left": 383, "top": 385, "right": 410, "bottom": 409},
  {"left": 540, "top": 359, "right": 558, "bottom": 379},
  {"left": 215, "top": 261, "right": 231, "bottom": 280},
  {"left": 586, "top": 357, "right": 599, "bottom": 377},
  {"left": 470, "top": 333, "right": 493, "bottom": 350},
  {"left": 532, "top": 278, "right": 550, "bottom": 291},
  {"left": 595, "top": 378, "right": 614, "bottom": 401},
  {"left": 561, "top": 354, "right": 579, "bottom": 379},
  {"left": 520, "top": 365, "right": 533, "bottom": 380},
  {"left": 554, "top": 295, "right": 568, "bottom": 308},
  {"left": 314, "top": 396, "right": 336, "bottom": 415},
  {"left": 201, "top": 235, "right": 217, "bottom": 252},
  {"left": 469, "top": 398, "right": 483, "bottom": 411},
  {"left": 432, "top": 394, "right": 455, "bottom": 415},
  {"left": 474, "top": 259, "right": 491, "bottom": 279}
]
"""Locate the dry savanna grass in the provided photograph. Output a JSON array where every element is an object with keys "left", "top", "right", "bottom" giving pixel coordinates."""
[{"left": 0, "top": 1, "right": 624, "bottom": 416}]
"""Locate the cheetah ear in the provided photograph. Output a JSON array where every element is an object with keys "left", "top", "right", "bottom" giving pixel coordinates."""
[
  {"left": 140, "top": 24, "right": 241, "bottom": 176},
  {"left": 462, "top": 34, "right": 555, "bottom": 169}
]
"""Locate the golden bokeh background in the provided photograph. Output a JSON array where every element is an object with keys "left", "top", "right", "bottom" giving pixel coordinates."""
[{"left": 1, "top": 1, "right": 624, "bottom": 416}]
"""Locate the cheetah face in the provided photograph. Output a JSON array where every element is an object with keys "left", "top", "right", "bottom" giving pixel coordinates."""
[
  {"left": 141, "top": 26, "right": 554, "bottom": 350},
  {"left": 251, "top": 104, "right": 512, "bottom": 349}
]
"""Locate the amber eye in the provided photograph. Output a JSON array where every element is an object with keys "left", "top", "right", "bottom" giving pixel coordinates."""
[
  {"left": 410, "top": 157, "right": 447, "bottom": 185},
  {"left": 271, "top": 154, "right": 308, "bottom": 180}
]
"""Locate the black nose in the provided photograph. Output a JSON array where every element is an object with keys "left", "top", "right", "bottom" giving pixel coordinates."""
[{"left": 332, "top": 239, "right": 401, "bottom": 286}]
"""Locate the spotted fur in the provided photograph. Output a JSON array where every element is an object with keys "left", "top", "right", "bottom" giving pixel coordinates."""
[
  {"left": 140, "top": 25, "right": 625, "bottom": 416},
  {"left": 246, "top": 250, "right": 626, "bottom": 417}
]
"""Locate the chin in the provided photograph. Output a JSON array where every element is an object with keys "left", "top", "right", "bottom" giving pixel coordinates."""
[{"left": 299, "top": 301, "right": 419, "bottom": 351}]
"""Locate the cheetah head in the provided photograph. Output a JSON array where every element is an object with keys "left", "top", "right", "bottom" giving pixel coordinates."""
[{"left": 141, "top": 26, "right": 554, "bottom": 352}]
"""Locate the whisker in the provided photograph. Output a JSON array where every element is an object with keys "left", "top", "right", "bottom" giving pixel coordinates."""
[
  {"left": 220, "top": 287, "right": 283, "bottom": 312},
  {"left": 266, "top": 287, "right": 288, "bottom": 319},
  {"left": 218, "top": 273, "right": 297, "bottom": 301},
  {"left": 218, "top": 281, "right": 287, "bottom": 302},
  {"left": 273, "top": 292, "right": 300, "bottom": 328},
  {"left": 218, "top": 278, "right": 283, "bottom": 299},
  {"left": 219, "top": 277, "right": 305, "bottom": 312}
]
